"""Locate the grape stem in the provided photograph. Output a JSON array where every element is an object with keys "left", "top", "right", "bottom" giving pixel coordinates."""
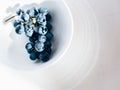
[{"left": 4, "top": 15, "right": 16, "bottom": 23}]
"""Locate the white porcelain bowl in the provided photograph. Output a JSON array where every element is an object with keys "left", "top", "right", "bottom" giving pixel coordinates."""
[{"left": 0, "top": 0, "right": 100, "bottom": 90}]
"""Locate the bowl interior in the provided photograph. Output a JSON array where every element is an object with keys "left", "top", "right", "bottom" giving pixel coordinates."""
[{"left": 0, "top": 0, "right": 73, "bottom": 70}]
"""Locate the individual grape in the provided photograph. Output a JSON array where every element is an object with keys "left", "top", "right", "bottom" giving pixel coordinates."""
[
  {"left": 29, "top": 37, "right": 35, "bottom": 43},
  {"left": 36, "top": 14, "right": 46, "bottom": 24},
  {"left": 25, "top": 29, "right": 34, "bottom": 37},
  {"left": 34, "top": 42, "right": 45, "bottom": 52},
  {"left": 25, "top": 42, "right": 34, "bottom": 54},
  {"left": 29, "top": 32, "right": 39, "bottom": 42},
  {"left": 27, "top": 7, "right": 38, "bottom": 17},
  {"left": 44, "top": 41, "right": 52, "bottom": 48},
  {"left": 25, "top": 42, "right": 33, "bottom": 50},
  {"left": 30, "top": 52, "right": 37, "bottom": 60},
  {"left": 46, "top": 13, "right": 52, "bottom": 21},
  {"left": 39, "top": 8, "right": 48, "bottom": 15},
  {"left": 44, "top": 47, "right": 52, "bottom": 55},
  {"left": 21, "top": 13, "right": 30, "bottom": 22},
  {"left": 13, "top": 20, "right": 21, "bottom": 27},
  {"left": 15, "top": 25, "right": 24, "bottom": 34},
  {"left": 38, "top": 51, "right": 50, "bottom": 62},
  {"left": 46, "top": 22, "right": 52, "bottom": 31},
  {"left": 45, "top": 32, "right": 54, "bottom": 41},
  {"left": 38, "top": 27, "right": 48, "bottom": 35},
  {"left": 16, "top": 9, "right": 24, "bottom": 16},
  {"left": 38, "top": 35, "right": 46, "bottom": 43},
  {"left": 27, "top": 49, "right": 33, "bottom": 54},
  {"left": 24, "top": 24, "right": 34, "bottom": 37},
  {"left": 42, "top": 21, "right": 47, "bottom": 26}
]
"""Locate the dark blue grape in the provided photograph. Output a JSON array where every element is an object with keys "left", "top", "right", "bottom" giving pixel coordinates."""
[
  {"left": 44, "top": 41, "right": 52, "bottom": 48},
  {"left": 25, "top": 29, "right": 34, "bottom": 37},
  {"left": 29, "top": 37, "right": 34, "bottom": 43},
  {"left": 21, "top": 13, "right": 30, "bottom": 22},
  {"left": 24, "top": 25, "right": 34, "bottom": 37},
  {"left": 30, "top": 52, "right": 37, "bottom": 60},
  {"left": 27, "top": 7, "right": 38, "bottom": 17},
  {"left": 38, "top": 51, "right": 50, "bottom": 62},
  {"left": 29, "top": 32, "right": 39, "bottom": 42},
  {"left": 34, "top": 42, "right": 44, "bottom": 52},
  {"left": 45, "top": 32, "right": 53, "bottom": 41},
  {"left": 32, "top": 32, "right": 39, "bottom": 37},
  {"left": 25, "top": 42, "right": 33, "bottom": 50},
  {"left": 39, "top": 8, "right": 48, "bottom": 15},
  {"left": 13, "top": 20, "right": 21, "bottom": 27},
  {"left": 38, "top": 35, "right": 46, "bottom": 43},
  {"left": 36, "top": 14, "right": 46, "bottom": 24},
  {"left": 38, "top": 27, "right": 48, "bottom": 35},
  {"left": 45, "top": 47, "right": 52, "bottom": 55},
  {"left": 16, "top": 9, "right": 24, "bottom": 16},
  {"left": 27, "top": 49, "right": 33, "bottom": 54},
  {"left": 15, "top": 25, "right": 24, "bottom": 34},
  {"left": 25, "top": 42, "right": 34, "bottom": 54},
  {"left": 46, "top": 13, "right": 52, "bottom": 21},
  {"left": 46, "top": 23, "right": 52, "bottom": 31}
]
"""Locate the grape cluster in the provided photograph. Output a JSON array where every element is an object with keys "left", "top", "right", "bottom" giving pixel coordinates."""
[{"left": 13, "top": 7, "right": 53, "bottom": 62}]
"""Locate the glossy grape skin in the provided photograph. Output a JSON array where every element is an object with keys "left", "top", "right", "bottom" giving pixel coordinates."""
[
  {"left": 29, "top": 32, "right": 39, "bottom": 43},
  {"left": 38, "top": 27, "right": 48, "bottom": 35},
  {"left": 38, "top": 51, "right": 50, "bottom": 62},
  {"left": 46, "top": 23, "right": 52, "bottom": 31},
  {"left": 38, "top": 35, "right": 46, "bottom": 43},
  {"left": 45, "top": 32, "right": 54, "bottom": 41},
  {"left": 44, "top": 41, "right": 52, "bottom": 48},
  {"left": 24, "top": 24, "right": 34, "bottom": 37},
  {"left": 30, "top": 52, "right": 37, "bottom": 60},
  {"left": 16, "top": 9, "right": 24, "bottom": 16},
  {"left": 36, "top": 14, "right": 46, "bottom": 24},
  {"left": 39, "top": 8, "right": 48, "bottom": 15},
  {"left": 13, "top": 20, "right": 21, "bottom": 27},
  {"left": 15, "top": 25, "right": 24, "bottom": 34},
  {"left": 34, "top": 42, "right": 45, "bottom": 52},
  {"left": 46, "top": 13, "right": 52, "bottom": 21},
  {"left": 27, "top": 7, "right": 38, "bottom": 17},
  {"left": 21, "top": 13, "right": 30, "bottom": 22},
  {"left": 44, "top": 47, "right": 52, "bottom": 55},
  {"left": 25, "top": 42, "right": 33, "bottom": 50}
]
